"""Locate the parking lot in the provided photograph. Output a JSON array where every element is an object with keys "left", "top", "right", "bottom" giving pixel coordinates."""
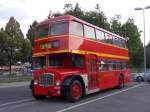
[{"left": 0, "top": 82, "right": 150, "bottom": 112}]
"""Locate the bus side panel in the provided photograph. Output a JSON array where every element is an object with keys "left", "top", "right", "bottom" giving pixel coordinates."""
[
  {"left": 68, "top": 35, "right": 128, "bottom": 58},
  {"left": 123, "top": 69, "right": 130, "bottom": 83},
  {"left": 109, "top": 71, "right": 120, "bottom": 88},
  {"left": 99, "top": 71, "right": 113, "bottom": 90},
  {"left": 99, "top": 71, "right": 119, "bottom": 90}
]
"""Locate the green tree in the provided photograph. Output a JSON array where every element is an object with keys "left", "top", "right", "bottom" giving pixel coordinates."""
[
  {"left": 63, "top": 3, "right": 73, "bottom": 12},
  {"left": 0, "top": 28, "right": 9, "bottom": 66},
  {"left": 122, "top": 18, "right": 143, "bottom": 68},
  {"left": 5, "top": 16, "right": 24, "bottom": 66},
  {"left": 64, "top": 3, "right": 84, "bottom": 19},
  {"left": 21, "top": 38, "right": 32, "bottom": 62},
  {"left": 110, "top": 15, "right": 122, "bottom": 35},
  {"left": 26, "top": 21, "right": 38, "bottom": 46},
  {"left": 84, "top": 11, "right": 110, "bottom": 31},
  {"left": 64, "top": 3, "right": 110, "bottom": 31},
  {"left": 5, "top": 16, "right": 24, "bottom": 46}
]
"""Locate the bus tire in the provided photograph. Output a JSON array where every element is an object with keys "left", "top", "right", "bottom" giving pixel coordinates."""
[
  {"left": 118, "top": 75, "right": 124, "bottom": 89},
  {"left": 136, "top": 76, "right": 144, "bottom": 82},
  {"left": 67, "top": 80, "right": 83, "bottom": 102}
]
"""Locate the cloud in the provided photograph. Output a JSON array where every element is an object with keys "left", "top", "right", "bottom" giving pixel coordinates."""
[
  {"left": 0, "top": 0, "right": 31, "bottom": 35},
  {"left": 0, "top": 0, "right": 29, "bottom": 20},
  {"left": 0, "top": 8, "right": 28, "bottom": 20}
]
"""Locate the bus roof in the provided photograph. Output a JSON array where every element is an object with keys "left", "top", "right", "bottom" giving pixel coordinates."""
[{"left": 38, "top": 15, "right": 127, "bottom": 41}]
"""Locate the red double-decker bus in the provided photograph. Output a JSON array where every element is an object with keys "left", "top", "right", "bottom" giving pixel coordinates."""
[{"left": 31, "top": 15, "right": 130, "bottom": 102}]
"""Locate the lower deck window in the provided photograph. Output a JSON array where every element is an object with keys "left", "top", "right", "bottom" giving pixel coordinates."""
[
  {"left": 99, "top": 60, "right": 128, "bottom": 71},
  {"left": 99, "top": 60, "right": 108, "bottom": 70},
  {"left": 72, "top": 55, "right": 84, "bottom": 68},
  {"left": 33, "top": 56, "right": 46, "bottom": 69},
  {"left": 49, "top": 55, "right": 63, "bottom": 67}
]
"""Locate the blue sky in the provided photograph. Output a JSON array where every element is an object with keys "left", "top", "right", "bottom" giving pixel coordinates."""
[{"left": 0, "top": 0, "right": 150, "bottom": 45}]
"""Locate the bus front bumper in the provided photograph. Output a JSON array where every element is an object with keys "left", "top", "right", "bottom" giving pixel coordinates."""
[{"left": 34, "top": 85, "right": 61, "bottom": 97}]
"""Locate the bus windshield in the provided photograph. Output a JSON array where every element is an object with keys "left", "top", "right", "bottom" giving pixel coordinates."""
[
  {"left": 37, "top": 26, "right": 49, "bottom": 38},
  {"left": 50, "top": 20, "right": 68, "bottom": 35},
  {"left": 33, "top": 56, "right": 46, "bottom": 69},
  {"left": 48, "top": 54, "right": 84, "bottom": 68},
  {"left": 49, "top": 55, "right": 63, "bottom": 67},
  {"left": 36, "top": 20, "right": 68, "bottom": 38}
]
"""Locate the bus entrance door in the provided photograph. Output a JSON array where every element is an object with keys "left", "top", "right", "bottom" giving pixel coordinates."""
[{"left": 87, "top": 55, "right": 99, "bottom": 91}]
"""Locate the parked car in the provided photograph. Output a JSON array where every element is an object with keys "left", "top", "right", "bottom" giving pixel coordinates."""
[
  {"left": 133, "top": 73, "right": 144, "bottom": 82},
  {"left": 144, "top": 73, "right": 150, "bottom": 83},
  {"left": 132, "top": 72, "right": 150, "bottom": 82}
]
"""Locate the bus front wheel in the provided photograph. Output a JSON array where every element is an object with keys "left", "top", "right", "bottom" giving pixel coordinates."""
[{"left": 67, "top": 80, "right": 83, "bottom": 102}]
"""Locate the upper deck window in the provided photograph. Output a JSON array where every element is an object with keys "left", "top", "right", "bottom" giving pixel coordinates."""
[
  {"left": 98, "top": 60, "right": 108, "bottom": 71},
  {"left": 119, "top": 38, "right": 127, "bottom": 48},
  {"left": 96, "top": 29, "right": 105, "bottom": 41},
  {"left": 105, "top": 33, "right": 113, "bottom": 44},
  {"left": 51, "top": 20, "right": 67, "bottom": 35},
  {"left": 113, "top": 36, "right": 127, "bottom": 48},
  {"left": 69, "top": 21, "right": 83, "bottom": 36},
  {"left": 37, "top": 26, "right": 49, "bottom": 38},
  {"left": 84, "top": 25, "right": 95, "bottom": 39}
]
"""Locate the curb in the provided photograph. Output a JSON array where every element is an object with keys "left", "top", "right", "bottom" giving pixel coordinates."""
[{"left": 0, "top": 81, "right": 30, "bottom": 88}]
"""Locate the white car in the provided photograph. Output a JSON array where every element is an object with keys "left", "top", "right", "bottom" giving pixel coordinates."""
[
  {"left": 144, "top": 73, "right": 150, "bottom": 83},
  {"left": 132, "top": 72, "right": 150, "bottom": 82}
]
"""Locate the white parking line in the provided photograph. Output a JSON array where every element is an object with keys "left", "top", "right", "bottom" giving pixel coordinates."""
[
  {"left": 56, "top": 83, "right": 143, "bottom": 112},
  {"left": 0, "top": 98, "right": 34, "bottom": 108}
]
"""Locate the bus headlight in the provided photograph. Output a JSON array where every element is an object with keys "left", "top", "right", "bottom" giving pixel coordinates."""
[
  {"left": 56, "top": 80, "right": 60, "bottom": 86},
  {"left": 34, "top": 80, "right": 38, "bottom": 85}
]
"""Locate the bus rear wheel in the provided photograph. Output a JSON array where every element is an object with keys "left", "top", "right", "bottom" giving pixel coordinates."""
[
  {"left": 118, "top": 75, "right": 124, "bottom": 89},
  {"left": 67, "top": 80, "right": 83, "bottom": 102}
]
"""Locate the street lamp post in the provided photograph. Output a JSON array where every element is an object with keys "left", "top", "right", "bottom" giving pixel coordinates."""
[{"left": 135, "top": 5, "right": 150, "bottom": 75}]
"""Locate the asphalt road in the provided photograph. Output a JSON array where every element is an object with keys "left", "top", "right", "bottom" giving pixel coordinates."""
[{"left": 0, "top": 82, "right": 150, "bottom": 112}]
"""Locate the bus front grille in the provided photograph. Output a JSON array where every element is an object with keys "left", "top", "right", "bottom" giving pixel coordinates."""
[{"left": 39, "top": 74, "right": 53, "bottom": 87}]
